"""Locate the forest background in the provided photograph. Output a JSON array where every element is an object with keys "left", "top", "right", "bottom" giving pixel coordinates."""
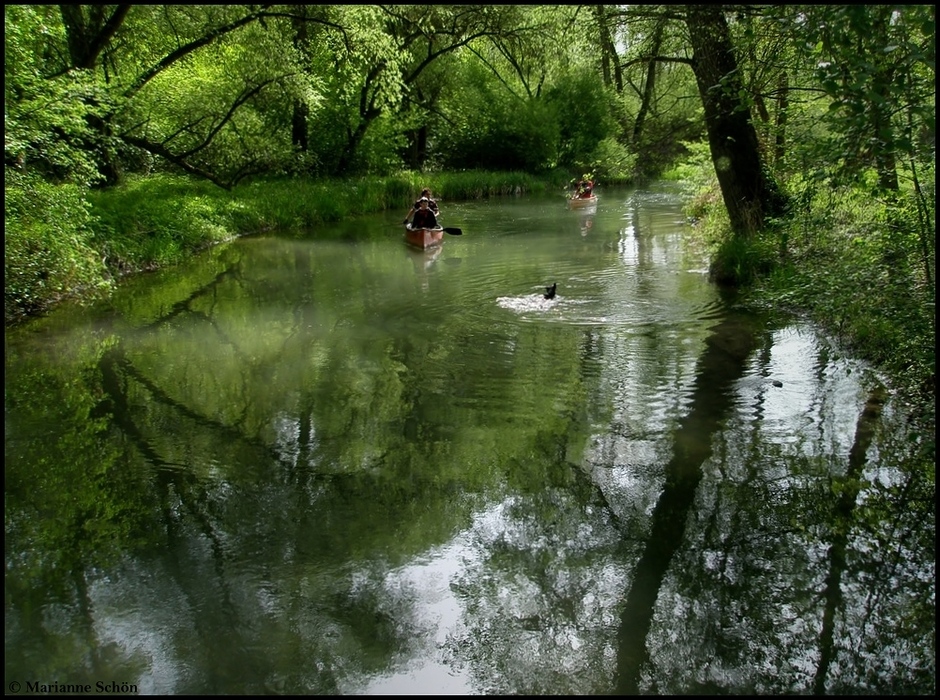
[{"left": 4, "top": 4, "right": 935, "bottom": 414}]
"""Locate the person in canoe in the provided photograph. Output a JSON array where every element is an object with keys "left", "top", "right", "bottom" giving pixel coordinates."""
[
  {"left": 572, "top": 173, "right": 595, "bottom": 199},
  {"left": 404, "top": 197, "right": 439, "bottom": 230},
  {"left": 403, "top": 188, "right": 440, "bottom": 223}
]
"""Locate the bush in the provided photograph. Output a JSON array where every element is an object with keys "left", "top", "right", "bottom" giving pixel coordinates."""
[
  {"left": 5, "top": 172, "right": 111, "bottom": 324},
  {"left": 544, "top": 69, "right": 618, "bottom": 170}
]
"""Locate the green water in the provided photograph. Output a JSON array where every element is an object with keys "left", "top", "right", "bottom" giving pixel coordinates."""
[{"left": 5, "top": 184, "right": 934, "bottom": 694}]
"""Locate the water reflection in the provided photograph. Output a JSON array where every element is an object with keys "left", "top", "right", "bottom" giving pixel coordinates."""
[
  {"left": 4, "top": 185, "right": 933, "bottom": 694},
  {"left": 615, "top": 306, "right": 761, "bottom": 694}
]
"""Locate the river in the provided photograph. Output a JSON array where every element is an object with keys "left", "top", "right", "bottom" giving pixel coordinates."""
[{"left": 4, "top": 182, "right": 934, "bottom": 694}]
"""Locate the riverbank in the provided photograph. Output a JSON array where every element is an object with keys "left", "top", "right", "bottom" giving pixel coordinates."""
[{"left": 680, "top": 169, "right": 935, "bottom": 411}]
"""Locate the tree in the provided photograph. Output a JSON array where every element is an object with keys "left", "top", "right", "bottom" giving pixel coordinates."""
[
  {"left": 684, "top": 5, "right": 786, "bottom": 235},
  {"left": 329, "top": 5, "right": 534, "bottom": 174},
  {"left": 584, "top": 6, "right": 705, "bottom": 180},
  {"left": 430, "top": 6, "right": 619, "bottom": 173},
  {"left": 594, "top": 4, "right": 624, "bottom": 94},
  {"left": 6, "top": 5, "right": 329, "bottom": 189},
  {"left": 801, "top": 5, "right": 935, "bottom": 192},
  {"left": 630, "top": 16, "right": 666, "bottom": 146},
  {"left": 55, "top": 5, "right": 287, "bottom": 187}
]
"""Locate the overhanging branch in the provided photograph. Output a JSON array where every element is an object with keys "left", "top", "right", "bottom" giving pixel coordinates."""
[{"left": 119, "top": 133, "right": 232, "bottom": 190}]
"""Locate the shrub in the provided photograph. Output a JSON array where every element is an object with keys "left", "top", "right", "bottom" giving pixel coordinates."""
[{"left": 5, "top": 172, "right": 110, "bottom": 324}]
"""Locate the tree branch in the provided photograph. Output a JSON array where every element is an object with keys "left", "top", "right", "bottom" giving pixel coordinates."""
[
  {"left": 119, "top": 133, "right": 233, "bottom": 190},
  {"left": 124, "top": 5, "right": 274, "bottom": 99},
  {"left": 176, "top": 77, "right": 281, "bottom": 158}
]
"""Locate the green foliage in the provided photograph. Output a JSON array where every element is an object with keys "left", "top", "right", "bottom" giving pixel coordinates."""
[
  {"left": 608, "top": 12, "right": 703, "bottom": 181},
  {"left": 86, "top": 175, "right": 239, "bottom": 272},
  {"left": 435, "top": 62, "right": 562, "bottom": 172},
  {"left": 588, "top": 137, "right": 637, "bottom": 184},
  {"left": 544, "top": 69, "right": 619, "bottom": 170},
  {"left": 433, "top": 50, "right": 627, "bottom": 174},
  {"left": 676, "top": 136, "right": 934, "bottom": 400},
  {"left": 5, "top": 172, "right": 111, "bottom": 323},
  {"left": 708, "top": 232, "right": 778, "bottom": 287},
  {"left": 664, "top": 141, "right": 720, "bottom": 220},
  {"left": 350, "top": 113, "right": 412, "bottom": 176},
  {"left": 796, "top": 5, "right": 934, "bottom": 190},
  {"left": 758, "top": 184, "right": 934, "bottom": 398},
  {"left": 4, "top": 6, "right": 111, "bottom": 186},
  {"left": 121, "top": 12, "right": 310, "bottom": 182}
]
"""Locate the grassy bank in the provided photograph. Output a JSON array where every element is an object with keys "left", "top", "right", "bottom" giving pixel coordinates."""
[
  {"left": 671, "top": 158, "right": 936, "bottom": 407},
  {"left": 89, "top": 170, "right": 567, "bottom": 272}
]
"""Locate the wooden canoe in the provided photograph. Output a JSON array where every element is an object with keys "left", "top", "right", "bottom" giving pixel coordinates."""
[
  {"left": 567, "top": 194, "right": 597, "bottom": 209},
  {"left": 405, "top": 224, "right": 445, "bottom": 249}
]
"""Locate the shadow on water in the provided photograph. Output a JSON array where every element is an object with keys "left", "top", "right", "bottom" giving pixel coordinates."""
[{"left": 615, "top": 291, "right": 761, "bottom": 694}]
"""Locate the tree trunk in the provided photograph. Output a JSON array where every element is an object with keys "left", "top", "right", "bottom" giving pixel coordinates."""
[
  {"left": 292, "top": 102, "right": 310, "bottom": 154},
  {"left": 685, "top": 5, "right": 786, "bottom": 235},
  {"left": 870, "top": 74, "right": 899, "bottom": 191},
  {"left": 290, "top": 6, "right": 310, "bottom": 154},
  {"left": 594, "top": 5, "right": 623, "bottom": 93},
  {"left": 60, "top": 4, "right": 130, "bottom": 70},
  {"left": 632, "top": 20, "right": 664, "bottom": 144},
  {"left": 60, "top": 5, "right": 132, "bottom": 186}
]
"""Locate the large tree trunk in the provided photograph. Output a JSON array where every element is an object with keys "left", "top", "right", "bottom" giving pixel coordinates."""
[{"left": 685, "top": 5, "right": 786, "bottom": 235}]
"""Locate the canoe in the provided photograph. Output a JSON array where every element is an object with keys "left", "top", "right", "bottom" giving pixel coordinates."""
[
  {"left": 405, "top": 224, "right": 445, "bottom": 249},
  {"left": 567, "top": 194, "right": 597, "bottom": 209}
]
